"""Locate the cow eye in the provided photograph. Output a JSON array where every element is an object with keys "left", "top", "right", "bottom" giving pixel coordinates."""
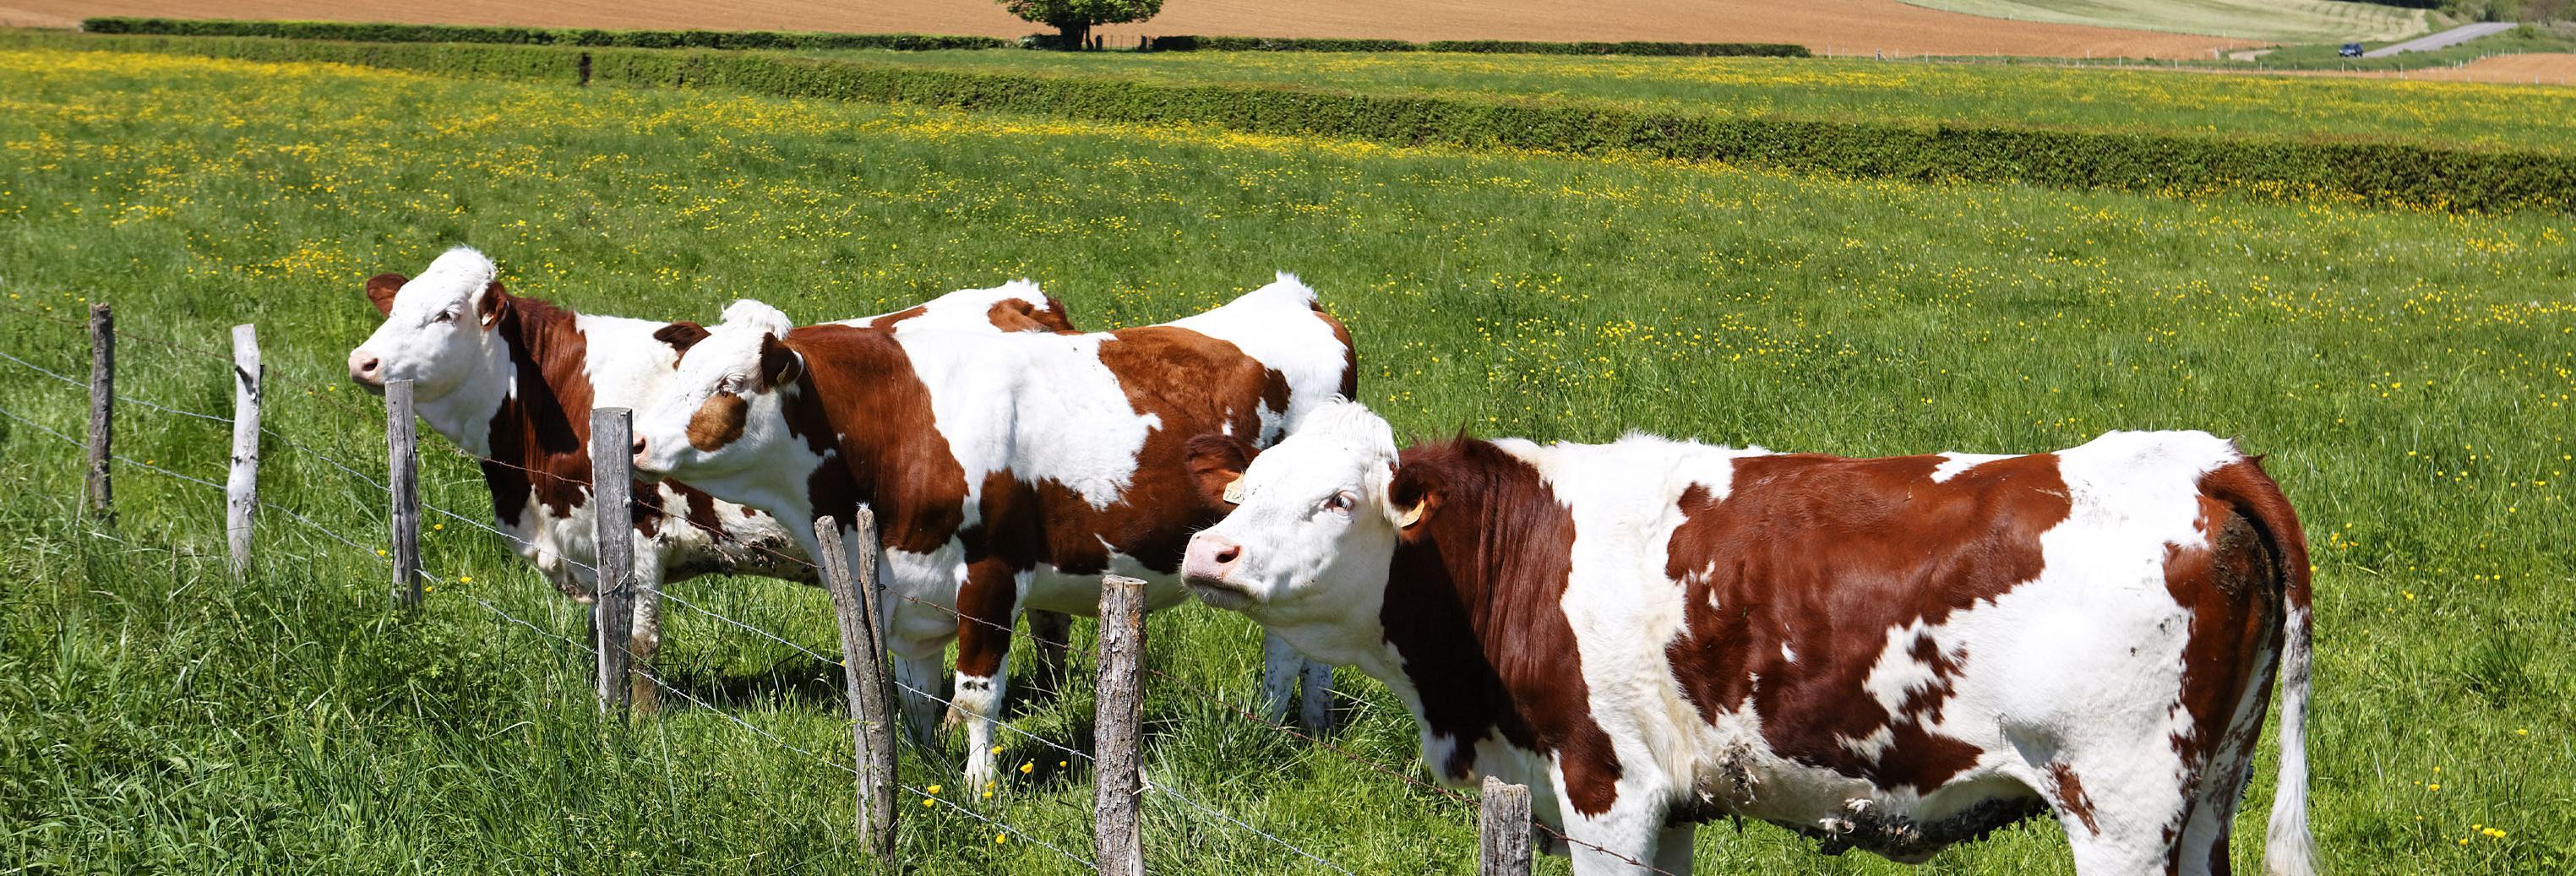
[
  {"left": 1321, "top": 491, "right": 1355, "bottom": 514},
  {"left": 433, "top": 309, "right": 457, "bottom": 324}
]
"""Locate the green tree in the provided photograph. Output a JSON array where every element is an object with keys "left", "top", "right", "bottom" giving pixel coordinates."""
[{"left": 999, "top": 0, "right": 1163, "bottom": 49}]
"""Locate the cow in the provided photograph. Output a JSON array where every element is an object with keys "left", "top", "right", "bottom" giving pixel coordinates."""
[
  {"left": 628, "top": 275, "right": 1358, "bottom": 782},
  {"left": 1178, "top": 400, "right": 2316, "bottom": 876},
  {"left": 345, "top": 247, "right": 1076, "bottom": 708}
]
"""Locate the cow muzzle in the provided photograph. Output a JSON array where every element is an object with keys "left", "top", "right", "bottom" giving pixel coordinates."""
[
  {"left": 346, "top": 349, "right": 386, "bottom": 394},
  {"left": 1182, "top": 535, "right": 1255, "bottom": 607}
]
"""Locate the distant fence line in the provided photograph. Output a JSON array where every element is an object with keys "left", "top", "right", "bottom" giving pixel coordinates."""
[{"left": 0, "top": 302, "right": 1582, "bottom": 873}]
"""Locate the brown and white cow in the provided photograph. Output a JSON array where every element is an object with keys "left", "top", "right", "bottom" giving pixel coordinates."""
[
  {"left": 629, "top": 277, "right": 1357, "bottom": 782},
  {"left": 1179, "top": 401, "right": 2315, "bottom": 875},
  {"left": 346, "top": 248, "right": 1075, "bottom": 706}
]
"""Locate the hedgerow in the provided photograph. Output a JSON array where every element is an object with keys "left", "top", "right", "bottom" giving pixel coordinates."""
[
  {"left": 79, "top": 17, "right": 1006, "bottom": 52},
  {"left": 1142, "top": 35, "right": 1808, "bottom": 57},
  {"left": 1421, "top": 40, "right": 1808, "bottom": 57},
  {"left": 14, "top": 31, "right": 2567, "bottom": 213}
]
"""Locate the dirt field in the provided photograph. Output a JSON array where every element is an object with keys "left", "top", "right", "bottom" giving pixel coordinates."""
[
  {"left": 2324, "top": 52, "right": 2576, "bottom": 84},
  {"left": 0, "top": 0, "right": 2256, "bottom": 58}
]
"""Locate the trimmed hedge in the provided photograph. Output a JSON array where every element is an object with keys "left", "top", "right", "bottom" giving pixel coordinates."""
[
  {"left": 79, "top": 17, "right": 1005, "bottom": 52},
  {"left": 1147, "top": 35, "right": 1416, "bottom": 52},
  {"left": 1146, "top": 35, "right": 1809, "bottom": 57},
  {"left": 10, "top": 31, "right": 2568, "bottom": 214},
  {"left": 1424, "top": 40, "right": 1808, "bottom": 57}
]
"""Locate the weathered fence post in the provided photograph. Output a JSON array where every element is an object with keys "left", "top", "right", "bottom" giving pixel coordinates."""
[
  {"left": 1094, "top": 574, "right": 1147, "bottom": 876},
  {"left": 589, "top": 407, "right": 635, "bottom": 716},
  {"left": 84, "top": 302, "right": 112, "bottom": 520},
  {"left": 225, "top": 324, "right": 262, "bottom": 579},
  {"left": 385, "top": 378, "right": 422, "bottom": 606},
  {"left": 1479, "top": 776, "right": 1533, "bottom": 876},
  {"left": 819, "top": 510, "right": 896, "bottom": 857}
]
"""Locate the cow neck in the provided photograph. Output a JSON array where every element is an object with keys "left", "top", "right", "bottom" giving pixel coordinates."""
[
  {"left": 453, "top": 296, "right": 601, "bottom": 533},
  {"left": 1369, "top": 438, "right": 1609, "bottom": 789}
]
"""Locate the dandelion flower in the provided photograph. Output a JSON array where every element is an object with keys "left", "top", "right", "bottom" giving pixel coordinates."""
[{"left": 927, "top": 785, "right": 941, "bottom": 795}]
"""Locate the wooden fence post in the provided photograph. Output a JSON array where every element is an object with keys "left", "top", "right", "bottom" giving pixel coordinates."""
[
  {"left": 1479, "top": 776, "right": 1533, "bottom": 876},
  {"left": 385, "top": 378, "right": 422, "bottom": 606},
  {"left": 84, "top": 302, "right": 112, "bottom": 520},
  {"left": 820, "top": 510, "right": 896, "bottom": 857},
  {"left": 225, "top": 324, "right": 262, "bottom": 579},
  {"left": 1094, "top": 574, "right": 1147, "bottom": 876},
  {"left": 589, "top": 407, "right": 635, "bottom": 716}
]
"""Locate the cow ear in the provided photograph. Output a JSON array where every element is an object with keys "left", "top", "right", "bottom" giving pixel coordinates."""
[
  {"left": 759, "top": 332, "right": 803, "bottom": 389},
  {"left": 1185, "top": 433, "right": 1261, "bottom": 508},
  {"left": 476, "top": 280, "right": 509, "bottom": 327},
  {"left": 654, "top": 322, "right": 710, "bottom": 355},
  {"left": 1386, "top": 460, "right": 1441, "bottom": 540},
  {"left": 364, "top": 273, "right": 407, "bottom": 317}
]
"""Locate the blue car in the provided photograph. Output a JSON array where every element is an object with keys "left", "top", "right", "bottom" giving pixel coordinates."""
[{"left": 2340, "top": 43, "right": 2365, "bottom": 57}]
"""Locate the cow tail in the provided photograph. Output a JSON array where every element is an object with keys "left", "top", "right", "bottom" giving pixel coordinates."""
[{"left": 2204, "top": 456, "right": 2316, "bottom": 876}]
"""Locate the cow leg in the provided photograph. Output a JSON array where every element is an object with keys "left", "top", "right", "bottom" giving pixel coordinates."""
[
  {"left": 2049, "top": 753, "right": 2194, "bottom": 875},
  {"left": 1299, "top": 657, "right": 1335, "bottom": 732},
  {"left": 888, "top": 641, "right": 947, "bottom": 746},
  {"left": 951, "top": 558, "right": 1022, "bottom": 785},
  {"left": 1652, "top": 824, "right": 1696, "bottom": 874},
  {"left": 627, "top": 563, "right": 663, "bottom": 715},
  {"left": 1260, "top": 632, "right": 1299, "bottom": 722},
  {"left": 1024, "top": 608, "right": 1073, "bottom": 703},
  {"left": 1555, "top": 792, "right": 1666, "bottom": 875}
]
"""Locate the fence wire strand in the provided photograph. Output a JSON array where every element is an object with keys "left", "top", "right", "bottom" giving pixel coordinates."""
[{"left": 0, "top": 319, "right": 1532, "bottom": 875}]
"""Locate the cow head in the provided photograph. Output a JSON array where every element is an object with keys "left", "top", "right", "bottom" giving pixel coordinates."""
[
  {"left": 1181, "top": 400, "right": 1407, "bottom": 634},
  {"left": 346, "top": 247, "right": 509, "bottom": 400},
  {"left": 632, "top": 299, "right": 805, "bottom": 487}
]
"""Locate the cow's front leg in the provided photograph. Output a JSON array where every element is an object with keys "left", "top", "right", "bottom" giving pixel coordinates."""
[
  {"left": 1260, "top": 632, "right": 1299, "bottom": 722},
  {"left": 1652, "top": 824, "right": 1696, "bottom": 874},
  {"left": 1554, "top": 790, "right": 1671, "bottom": 876},
  {"left": 950, "top": 558, "right": 1022, "bottom": 785}
]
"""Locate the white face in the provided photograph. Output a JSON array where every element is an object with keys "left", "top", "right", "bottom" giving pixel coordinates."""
[
  {"left": 1181, "top": 401, "right": 1404, "bottom": 627},
  {"left": 346, "top": 248, "right": 501, "bottom": 400},
  {"left": 632, "top": 300, "right": 803, "bottom": 487}
]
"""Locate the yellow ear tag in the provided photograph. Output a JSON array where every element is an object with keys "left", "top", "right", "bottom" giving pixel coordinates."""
[
  {"left": 1397, "top": 503, "right": 1424, "bottom": 529},
  {"left": 1223, "top": 479, "right": 1245, "bottom": 504}
]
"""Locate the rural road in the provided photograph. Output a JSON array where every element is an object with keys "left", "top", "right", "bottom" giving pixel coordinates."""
[{"left": 2364, "top": 21, "right": 2514, "bottom": 57}]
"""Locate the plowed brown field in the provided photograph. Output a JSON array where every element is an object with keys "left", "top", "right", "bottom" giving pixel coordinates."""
[
  {"left": 0, "top": 0, "right": 2256, "bottom": 58},
  {"left": 2312, "top": 52, "right": 2576, "bottom": 84}
]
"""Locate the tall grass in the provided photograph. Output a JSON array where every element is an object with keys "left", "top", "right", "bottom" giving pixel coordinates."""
[{"left": 0, "top": 47, "right": 2569, "bottom": 873}]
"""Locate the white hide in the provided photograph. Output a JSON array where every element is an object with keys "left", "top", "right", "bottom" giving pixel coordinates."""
[
  {"left": 632, "top": 279, "right": 1354, "bottom": 782},
  {"left": 1189, "top": 401, "right": 2300, "bottom": 874}
]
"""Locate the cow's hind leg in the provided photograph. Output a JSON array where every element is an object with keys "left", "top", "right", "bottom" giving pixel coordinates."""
[
  {"left": 2045, "top": 754, "right": 2192, "bottom": 876},
  {"left": 950, "top": 559, "right": 1022, "bottom": 785}
]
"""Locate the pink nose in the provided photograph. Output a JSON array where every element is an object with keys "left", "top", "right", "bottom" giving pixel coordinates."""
[
  {"left": 347, "top": 350, "right": 383, "bottom": 385},
  {"left": 1182, "top": 536, "right": 1244, "bottom": 584}
]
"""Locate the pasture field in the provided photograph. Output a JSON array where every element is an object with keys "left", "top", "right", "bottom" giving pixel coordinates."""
[
  {"left": 1, "top": 47, "right": 2571, "bottom": 874},
  {"left": 797, "top": 47, "right": 2576, "bottom": 155},
  {"left": 1893, "top": 0, "right": 2426, "bottom": 44}
]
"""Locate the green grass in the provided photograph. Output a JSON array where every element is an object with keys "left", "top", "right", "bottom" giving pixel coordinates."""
[
  {"left": 787, "top": 46, "right": 2576, "bottom": 154},
  {"left": 1893, "top": 0, "right": 2426, "bottom": 43},
  {"left": 1, "top": 46, "right": 2572, "bottom": 874},
  {"left": 2242, "top": 24, "right": 2576, "bottom": 70}
]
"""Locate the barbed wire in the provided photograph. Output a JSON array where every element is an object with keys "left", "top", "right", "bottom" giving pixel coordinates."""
[{"left": 0, "top": 321, "right": 1569, "bottom": 873}]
